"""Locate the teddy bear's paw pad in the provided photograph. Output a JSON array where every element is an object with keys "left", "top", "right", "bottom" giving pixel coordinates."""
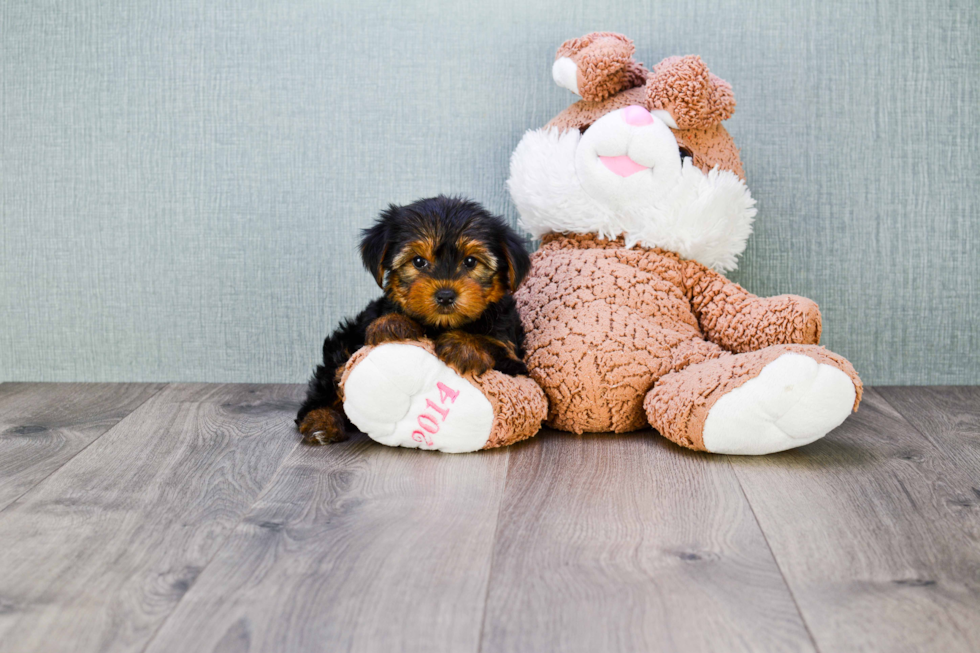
[
  {"left": 342, "top": 343, "right": 494, "bottom": 453},
  {"left": 702, "top": 353, "right": 856, "bottom": 455}
]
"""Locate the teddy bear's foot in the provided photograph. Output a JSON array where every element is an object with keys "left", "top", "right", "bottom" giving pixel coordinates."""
[
  {"left": 342, "top": 343, "right": 493, "bottom": 452},
  {"left": 340, "top": 341, "right": 547, "bottom": 453},
  {"left": 701, "top": 353, "right": 856, "bottom": 454},
  {"left": 645, "top": 345, "right": 862, "bottom": 455}
]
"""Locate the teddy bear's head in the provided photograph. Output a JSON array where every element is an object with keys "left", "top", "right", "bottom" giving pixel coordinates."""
[{"left": 508, "top": 33, "right": 756, "bottom": 272}]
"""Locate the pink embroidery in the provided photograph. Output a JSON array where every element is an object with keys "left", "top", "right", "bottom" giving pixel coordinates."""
[
  {"left": 438, "top": 382, "right": 459, "bottom": 404},
  {"left": 406, "top": 382, "right": 460, "bottom": 448},
  {"left": 418, "top": 413, "right": 439, "bottom": 433},
  {"left": 426, "top": 398, "right": 449, "bottom": 421}
]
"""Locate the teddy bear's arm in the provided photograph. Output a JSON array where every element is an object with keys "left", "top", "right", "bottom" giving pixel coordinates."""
[{"left": 682, "top": 260, "right": 822, "bottom": 353}]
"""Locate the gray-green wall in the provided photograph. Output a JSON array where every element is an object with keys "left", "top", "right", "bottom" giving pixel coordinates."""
[{"left": 2, "top": 0, "right": 978, "bottom": 384}]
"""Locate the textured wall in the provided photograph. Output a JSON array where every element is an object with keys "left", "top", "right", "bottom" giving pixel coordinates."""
[{"left": 2, "top": 0, "right": 978, "bottom": 384}]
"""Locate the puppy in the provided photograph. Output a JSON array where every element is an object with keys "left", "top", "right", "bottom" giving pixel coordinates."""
[{"left": 296, "top": 195, "right": 532, "bottom": 445}]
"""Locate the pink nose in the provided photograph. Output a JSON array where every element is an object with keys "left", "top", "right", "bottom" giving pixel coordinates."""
[{"left": 622, "top": 105, "right": 653, "bottom": 126}]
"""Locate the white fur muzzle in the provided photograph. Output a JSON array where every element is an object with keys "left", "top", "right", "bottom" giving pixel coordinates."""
[{"left": 507, "top": 108, "right": 757, "bottom": 272}]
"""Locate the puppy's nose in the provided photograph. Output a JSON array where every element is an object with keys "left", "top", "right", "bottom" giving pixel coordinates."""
[
  {"left": 435, "top": 289, "right": 457, "bottom": 306},
  {"left": 622, "top": 105, "right": 654, "bottom": 126}
]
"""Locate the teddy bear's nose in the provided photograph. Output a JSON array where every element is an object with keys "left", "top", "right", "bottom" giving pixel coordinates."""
[{"left": 622, "top": 105, "right": 654, "bottom": 126}]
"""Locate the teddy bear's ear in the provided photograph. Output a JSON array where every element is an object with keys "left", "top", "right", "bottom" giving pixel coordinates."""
[
  {"left": 552, "top": 32, "right": 648, "bottom": 102},
  {"left": 646, "top": 55, "right": 735, "bottom": 129}
]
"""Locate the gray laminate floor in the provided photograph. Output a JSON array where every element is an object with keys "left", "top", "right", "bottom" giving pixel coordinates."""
[{"left": 0, "top": 383, "right": 978, "bottom": 653}]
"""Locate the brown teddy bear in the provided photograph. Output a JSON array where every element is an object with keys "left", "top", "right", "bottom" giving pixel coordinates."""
[{"left": 508, "top": 32, "right": 862, "bottom": 454}]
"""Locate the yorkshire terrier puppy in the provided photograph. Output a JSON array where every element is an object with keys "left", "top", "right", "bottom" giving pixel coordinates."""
[{"left": 296, "top": 195, "right": 532, "bottom": 445}]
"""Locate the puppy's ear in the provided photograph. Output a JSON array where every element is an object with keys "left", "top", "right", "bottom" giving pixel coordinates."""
[
  {"left": 500, "top": 227, "right": 531, "bottom": 291},
  {"left": 360, "top": 207, "right": 397, "bottom": 288}
]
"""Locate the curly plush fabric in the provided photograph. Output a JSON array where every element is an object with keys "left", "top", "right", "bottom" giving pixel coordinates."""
[
  {"left": 555, "top": 32, "right": 647, "bottom": 102},
  {"left": 467, "top": 362, "right": 549, "bottom": 448},
  {"left": 684, "top": 261, "right": 823, "bottom": 351},
  {"left": 646, "top": 56, "right": 736, "bottom": 129},
  {"left": 514, "top": 233, "right": 861, "bottom": 437}
]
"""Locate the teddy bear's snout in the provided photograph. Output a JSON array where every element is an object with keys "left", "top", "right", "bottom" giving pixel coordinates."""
[{"left": 622, "top": 105, "right": 653, "bottom": 126}]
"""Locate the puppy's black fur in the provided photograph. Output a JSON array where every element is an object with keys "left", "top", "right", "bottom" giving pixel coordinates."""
[{"left": 296, "top": 196, "right": 531, "bottom": 445}]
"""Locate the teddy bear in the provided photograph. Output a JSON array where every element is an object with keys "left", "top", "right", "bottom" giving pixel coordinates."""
[
  {"left": 508, "top": 32, "right": 862, "bottom": 454},
  {"left": 337, "top": 31, "right": 861, "bottom": 455}
]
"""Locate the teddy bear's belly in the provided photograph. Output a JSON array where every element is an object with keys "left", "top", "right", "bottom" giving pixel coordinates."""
[{"left": 517, "top": 273, "right": 723, "bottom": 434}]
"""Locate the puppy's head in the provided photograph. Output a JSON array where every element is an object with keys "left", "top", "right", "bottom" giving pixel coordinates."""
[{"left": 360, "top": 196, "right": 530, "bottom": 329}]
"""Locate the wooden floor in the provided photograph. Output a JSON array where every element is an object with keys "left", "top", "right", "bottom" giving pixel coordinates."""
[{"left": 0, "top": 384, "right": 978, "bottom": 653}]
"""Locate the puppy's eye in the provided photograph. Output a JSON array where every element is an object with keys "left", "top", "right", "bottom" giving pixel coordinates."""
[
  {"left": 463, "top": 256, "right": 478, "bottom": 270},
  {"left": 412, "top": 256, "right": 428, "bottom": 269},
  {"left": 678, "top": 146, "right": 694, "bottom": 162}
]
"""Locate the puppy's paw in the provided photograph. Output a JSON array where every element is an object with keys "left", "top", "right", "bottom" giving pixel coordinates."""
[
  {"left": 297, "top": 407, "right": 348, "bottom": 445},
  {"left": 494, "top": 357, "right": 529, "bottom": 376},
  {"left": 365, "top": 313, "right": 424, "bottom": 346},
  {"left": 435, "top": 332, "right": 495, "bottom": 376}
]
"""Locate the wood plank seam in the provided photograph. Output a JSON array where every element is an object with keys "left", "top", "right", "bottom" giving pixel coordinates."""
[
  {"left": 875, "top": 389, "right": 956, "bottom": 457},
  {"left": 475, "top": 451, "right": 511, "bottom": 653},
  {"left": 726, "top": 457, "right": 822, "bottom": 653},
  {"left": 0, "top": 383, "right": 170, "bottom": 516},
  {"left": 877, "top": 387, "right": 980, "bottom": 483}
]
